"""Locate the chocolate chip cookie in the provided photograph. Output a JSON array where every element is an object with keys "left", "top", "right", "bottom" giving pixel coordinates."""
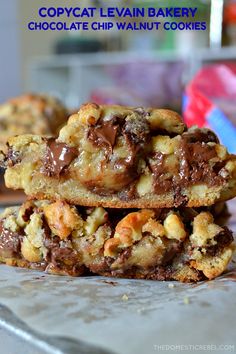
[
  {"left": 2, "top": 103, "right": 236, "bottom": 208},
  {"left": 0, "top": 199, "right": 234, "bottom": 281},
  {"left": 0, "top": 93, "right": 68, "bottom": 152}
]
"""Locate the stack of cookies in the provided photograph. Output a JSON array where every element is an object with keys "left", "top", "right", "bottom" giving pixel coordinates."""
[{"left": 0, "top": 103, "right": 235, "bottom": 282}]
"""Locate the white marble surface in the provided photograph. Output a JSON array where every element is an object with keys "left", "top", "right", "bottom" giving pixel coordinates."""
[{"left": 0, "top": 265, "right": 235, "bottom": 354}]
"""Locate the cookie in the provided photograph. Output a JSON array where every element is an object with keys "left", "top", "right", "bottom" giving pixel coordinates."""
[
  {"left": 0, "top": 93, "right": 68, "bottom": 152},
  {"left": 0, "top": 199, "right": 234, "bottom": 281},
  {"left": 2, "top": 103, "right": 236, "bottom": 208}
]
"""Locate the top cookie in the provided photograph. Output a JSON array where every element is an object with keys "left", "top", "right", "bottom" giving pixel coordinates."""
[
  {"left": 2, "top": 103, "right": 236, "bottom": 208},
  {"left": 0, "top": 93, "right": 68, "bottom": 152}
]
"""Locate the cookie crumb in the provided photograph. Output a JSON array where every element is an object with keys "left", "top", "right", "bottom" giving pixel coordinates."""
[
  {"left": 122, "top": 294, "right": 129, "bottom": 301},
  {"left": 183, "top": 296, "right": 190, "bottom": 305}
]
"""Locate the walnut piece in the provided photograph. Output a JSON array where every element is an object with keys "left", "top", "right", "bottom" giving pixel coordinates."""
[
  {"left": 190, "top": 212, "right": 223, "bottom": 247},
  {"left": 43, "top": 201, "right": 83, "bottom": 239},
  {"left": 164, "top": 213, "right": 187, "bottom": 241},
  {"left": 84, "top": 207, "right": 108, "bottom": 235},
  {"left": 104, "top": 209, "right": 154, "bottom": 257},
  {"left": 21, "top": 237, "right": 42, "bottom": 263}
]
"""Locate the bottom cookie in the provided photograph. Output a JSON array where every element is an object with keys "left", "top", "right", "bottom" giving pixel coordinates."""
[{"left": 0, "top": 200, "right": 234, "bottom": 282}]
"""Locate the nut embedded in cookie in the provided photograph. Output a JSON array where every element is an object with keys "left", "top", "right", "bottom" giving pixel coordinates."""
[
  {"left": 2, "top": 103, "right": 236, "bottom": 209},
  {"left": 0, "top": 200, "right": 234, "bottom": 282}
]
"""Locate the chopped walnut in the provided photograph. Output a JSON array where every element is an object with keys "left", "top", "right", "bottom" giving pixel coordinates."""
[
  {"left": 190, "top": 212, "right": 223, "bottom": 247},
  {"left": 3, "top": 214, "right": 19, "bottom": 233},
  {"left": 84, "top": 207, "right": 108, "bottom": 235},
  {"left": 21, "top": 237, "right": 42, "bottom": 263},
  {"left": 114, "top": 209, "right": 155, "bottom": 245},
  {"left": 104, "top": 209, "right": 154, "bottom": 257},
  {"left": 43, "top": 201, "right": 83, "bottom": 239},
  {"left": 121, "top": 235, "right": 165, "bottom": 269},
  {"left": 136, "top": 174, "right": 153, "bottom": 196},
  {"left": 142, "top": 218, "right": 165, "bottom": 238},
  {"left": 104, "top": 238, "right": 121, "bottom": 258},
  {"left": 190, "top": 248, "right": 233, "bottom": 279},
  {"left": 215, "top": 144, "right": 227, "bottom": 160},
  {"left": 152, "top": 136, "right": 177, "bottom": 154},
  {"left": 164, "top": 213, "right": 187, "bottom": 241},
  {"left": 225, "top": 160, "right": 236, "bottom": 177},
  {"left": 24, "top": 212, "right": 45, "bottom": 249}
]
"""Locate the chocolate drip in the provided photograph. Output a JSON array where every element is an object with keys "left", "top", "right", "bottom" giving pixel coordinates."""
[{"left": 42, "top": 138, "right": 77, "bottom": 177}]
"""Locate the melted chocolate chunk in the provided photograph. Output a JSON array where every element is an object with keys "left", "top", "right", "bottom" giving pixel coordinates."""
[
  {"left": 191, "top": 142, "right": 217, "bottom": 163},
  {"left": 205, "top": 227, "right": 233, "bottom": 256},
  {"left": 182, "top": 128, "right": 219, "bottom": 144},
  {"left": 149, "top": 152, "right": 173, "bottom": 194},
  {"left": 43, "top": 234, "right": 60, "bottom": 252},
  {"left": 0, "top": 222, "right": 22, "bottom": 258},
  {"left": 178, "top": 208, "right": 198, "bottom": 223},
  {"left": 88, "top": 117, "right": 119, "bottom": 151},
  {"left": 149, "top": 135, "right": 225, "bottom": 206},
  {"left": 177, "top": 139, "right": 222, "bottom": 186},
  {"left": 84, "top": 111, "right": 151, "bottom": 196},
  {"left": 162, "top": 241, "right": 183, "bottom": 266},
  {"left": 41, "top": 215, "right": 58, "bottom": 259},
  {"left": 51, "top": 247, "right": 79, "bottom": 267},
  {"left": 42, "top": 138, "right": 77, "bottom": 177}
]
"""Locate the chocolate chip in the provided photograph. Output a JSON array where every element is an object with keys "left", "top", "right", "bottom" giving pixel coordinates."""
[
  {"left": 88, "top": 117, "right": 119, "bottom": 151},
  {"left": 42, "top": 138, "right": 77, "bottom": 177},
  {"left": 205, "top": 227, "right": 233, "bottom": 256},
  {"left": 183, "top": 128, "right": 219, "bottom": 144}
]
